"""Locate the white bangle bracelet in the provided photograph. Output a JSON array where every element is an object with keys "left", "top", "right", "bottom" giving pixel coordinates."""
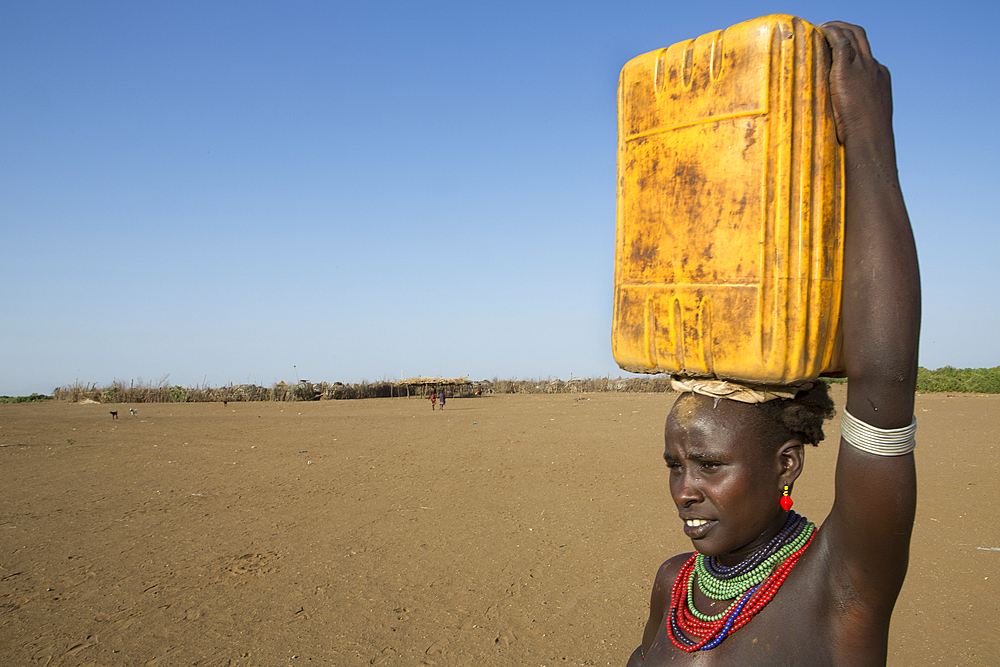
[{"left": 840, "top": 409, "right": 916, "bottom": 456}]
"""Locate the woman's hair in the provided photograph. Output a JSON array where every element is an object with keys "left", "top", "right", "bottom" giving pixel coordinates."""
[{"left": 755, "top": 381, "right": 837, "bottom": 446}]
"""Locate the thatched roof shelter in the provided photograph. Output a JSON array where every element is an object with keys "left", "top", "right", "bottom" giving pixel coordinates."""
[
  {"left": 397, "top": 376, "right": 471, "bottom": 388},
  {"left": 395, "top": 376, "right": 475, "bottom": 397}
]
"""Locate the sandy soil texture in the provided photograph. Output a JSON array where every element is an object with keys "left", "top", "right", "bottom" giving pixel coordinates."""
[{"left": 1, "top": 387, "right": 998, "bottom": 666}]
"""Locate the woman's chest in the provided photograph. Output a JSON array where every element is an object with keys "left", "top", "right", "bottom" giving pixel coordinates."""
[{"left": 642, "top": 562, "right": 834, "bottom": 666}]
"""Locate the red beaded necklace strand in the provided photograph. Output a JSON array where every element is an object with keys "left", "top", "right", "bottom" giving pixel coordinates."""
[{"left": 666, "top": 528, "right": 816, "bottom": 652}]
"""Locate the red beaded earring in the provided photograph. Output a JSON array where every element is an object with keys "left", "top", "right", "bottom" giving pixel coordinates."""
[{"left": 780, "top": 485, "right": 793, "bottom": 511}]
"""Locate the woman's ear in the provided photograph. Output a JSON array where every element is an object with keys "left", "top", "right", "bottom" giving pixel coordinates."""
[{"left": 778, "top": 439, "right": 804, "bottom": 487}]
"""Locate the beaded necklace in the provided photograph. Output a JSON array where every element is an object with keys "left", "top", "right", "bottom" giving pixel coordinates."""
[{"left": 666, "top": 511, "right": 816, "bottom": 652}]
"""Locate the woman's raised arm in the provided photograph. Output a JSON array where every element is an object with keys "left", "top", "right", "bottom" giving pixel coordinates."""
[{"left": 819, "top": 21, "right": 921, "bottom": 617}]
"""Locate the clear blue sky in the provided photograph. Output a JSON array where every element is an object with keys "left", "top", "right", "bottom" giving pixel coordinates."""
[{"left": 3, "top": 1, "right": 998, "bottom": 396}]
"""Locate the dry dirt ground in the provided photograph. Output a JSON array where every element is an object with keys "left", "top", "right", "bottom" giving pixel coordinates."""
[{"left": 1, "top": 386, "right": 998, "bottom": 666}]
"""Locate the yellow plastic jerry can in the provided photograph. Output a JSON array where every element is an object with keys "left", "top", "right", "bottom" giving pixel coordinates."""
[{"left": 613, "top": 14, "right": 845, "bottom": 385}]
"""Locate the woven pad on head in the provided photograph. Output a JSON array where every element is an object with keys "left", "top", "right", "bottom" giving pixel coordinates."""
[{"left": 670, "top": 377, "right": 813, "bottom": 403}]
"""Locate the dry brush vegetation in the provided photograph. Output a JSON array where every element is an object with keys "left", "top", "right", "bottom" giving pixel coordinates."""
[
  {"left": 48, "top": 376, "right": 676, "bottom": 404},
  {"left": 27, "top": 367, "right": 1000, "bottom": 405}
]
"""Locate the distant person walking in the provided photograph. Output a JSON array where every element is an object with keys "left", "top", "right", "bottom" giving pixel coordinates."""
[
  {"left": 438, "top": 389, "right": 446, "bottom": 410},
  {"left": 430, "top": 390, "right": 437, "bottom": 410}
]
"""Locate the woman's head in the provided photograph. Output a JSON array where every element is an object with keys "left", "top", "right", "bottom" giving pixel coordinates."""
[{"left": 663, "top": 383, "right": 835, "bottom": 564}]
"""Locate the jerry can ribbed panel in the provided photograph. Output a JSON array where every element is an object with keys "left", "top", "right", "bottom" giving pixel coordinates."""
[{"left": 613, "top": 15, "right": 846, "bottom": 384}]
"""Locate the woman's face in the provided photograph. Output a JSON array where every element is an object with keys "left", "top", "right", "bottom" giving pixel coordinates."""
[{"left": 664, "top": 394, "right": 791, "bottom": 566}]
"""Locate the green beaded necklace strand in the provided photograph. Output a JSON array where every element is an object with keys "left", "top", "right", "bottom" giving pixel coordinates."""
[{"left": 687, "top": 520, "right": 815, "bottom": 622}]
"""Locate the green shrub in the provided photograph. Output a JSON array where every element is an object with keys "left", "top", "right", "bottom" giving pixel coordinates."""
[
  {"left": 916, "top": 366, "right": 1000, "bottom": 394},
  {"left": 168, "top": 385, "right": 187, "bottom": 403},
  {"left": 0, "top": 393, "right": 53, "bottom": 404}
]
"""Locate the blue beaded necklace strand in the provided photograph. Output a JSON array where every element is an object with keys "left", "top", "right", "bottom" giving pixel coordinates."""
[{"left": 702, "top": 510, "right": 807, "bottom": 579}]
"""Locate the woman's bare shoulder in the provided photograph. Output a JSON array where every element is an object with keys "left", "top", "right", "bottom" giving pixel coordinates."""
[{"left": 652, "top": 552, "right": 693, "bottom": 593}]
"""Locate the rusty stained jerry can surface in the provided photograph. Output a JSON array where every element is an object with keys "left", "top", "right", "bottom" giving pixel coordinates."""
[{"left": 613, "top": 14, "right": 846, "bottom": 385}]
